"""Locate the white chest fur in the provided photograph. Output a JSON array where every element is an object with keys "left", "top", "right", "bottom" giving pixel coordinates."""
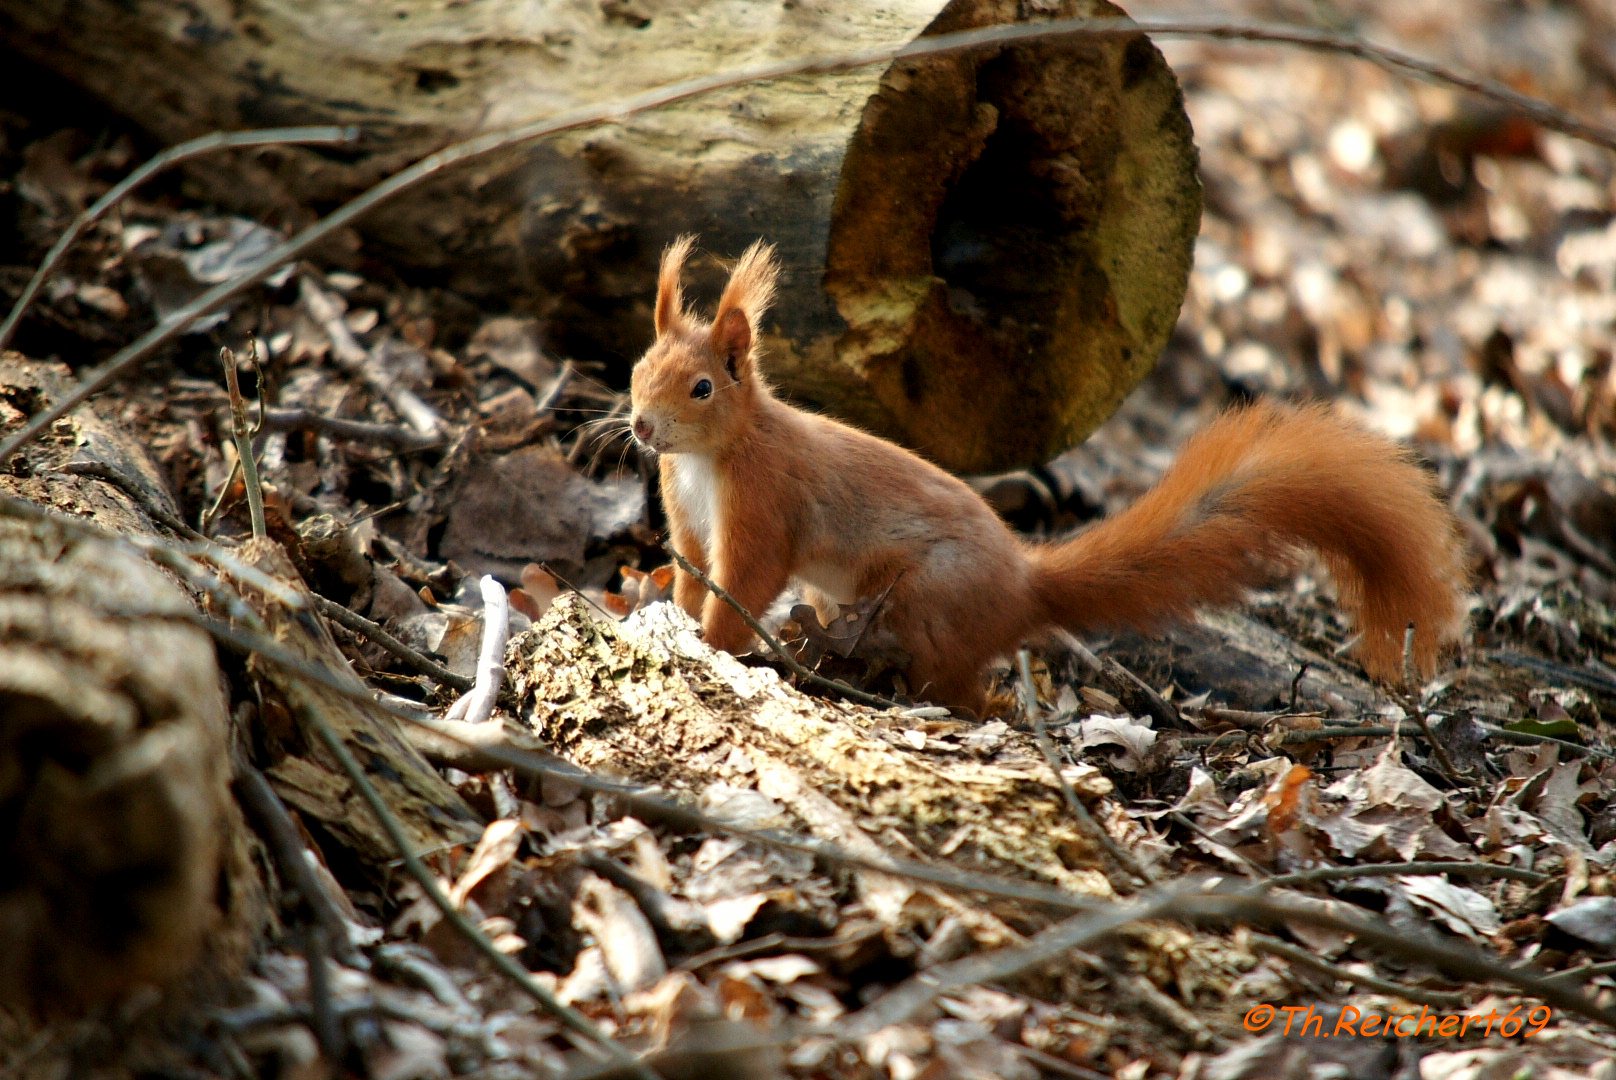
[{"left": 668, "top": 455, "right": 720, "bottom": 550}]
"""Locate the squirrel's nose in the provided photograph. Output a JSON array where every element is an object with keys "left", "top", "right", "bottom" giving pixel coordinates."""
[{"left": 631, "top": 416, "right": 653, "bottom": 442}]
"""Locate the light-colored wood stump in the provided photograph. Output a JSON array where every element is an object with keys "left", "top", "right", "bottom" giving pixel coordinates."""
[{"left": 510, "top": 595, "right": 1123, "bottom": 922}]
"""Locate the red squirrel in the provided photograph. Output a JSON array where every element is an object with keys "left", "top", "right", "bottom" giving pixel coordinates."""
[{"left": 629, "top": 237, "right": 1468, "bottom": 712}]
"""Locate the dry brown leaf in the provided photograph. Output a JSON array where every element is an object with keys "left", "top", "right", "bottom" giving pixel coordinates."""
[
  {"left": 606, "top": 563, "right": 674, "bottom": 616},
  {"left": 447, "top": 818, "right": 523, "bottom": 910},
  {"left": 465, "top": 316, "right": 558, "bottom": 388},
  {"left": 1066, "top": 714, "right": 1158, "bottom": 773},
  {"left": 714, "top": 970, "right": 778, "bottom": 1027},
  {"left": 574, "top": 872, "right": 666, "bottom": 995},
  {"left": 779, "top": 595, "right": 908, "bottom": 676},
  {"left": 440, "top": 445, "right": 643, "bottom": 578},
  {"left": 510, "top": 563, "right": 561, "bottom": 620},
  {"left": 1393, "top": 876, "right": 1501, "bottom": 940}
]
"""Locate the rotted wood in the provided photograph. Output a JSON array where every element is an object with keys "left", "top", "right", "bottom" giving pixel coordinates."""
[
  {"left": 0, "top": 0, "right": 1200, "bottom": 472},
  {"left": 510, "top": 597, "right": 1235, "bottom": 997},
  {"left": 509, "top": 595, "right": 1121, "bottom": 919},
  {"left": 0, "top": 354, "right": 479, "bottom": 1030}
]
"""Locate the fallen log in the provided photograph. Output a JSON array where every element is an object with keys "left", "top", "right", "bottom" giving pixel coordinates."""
[
  {"left": 510, "top": 595, "right": 1122, "bottom": 917},
  {"left": 0, "top": 0, "right": 1200, "bottom": 472},
  {"left": 0, "top": 357, "right": 260, "bottom": 1017},
  {"left": 0, "top": 354, "right": 481, "bottom": 1026}
]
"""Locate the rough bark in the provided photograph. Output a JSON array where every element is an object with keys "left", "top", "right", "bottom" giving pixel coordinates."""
[
  {"left": 0, "top": 0, "right": 1200, "bottom": 472},
  {"left": 0, "top": 355, "right": 480, "bottom": 1024},
  {"left": 0, "top": 358, "right": 260, "bottom": 1017}
]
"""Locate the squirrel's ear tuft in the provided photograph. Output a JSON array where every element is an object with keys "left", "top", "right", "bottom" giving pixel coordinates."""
[
  {"left": 710, "top": 240, "right": 777, "bottom": 380},
  {"left": 655, "top": 234, "right": 697, "bottom": 336}
]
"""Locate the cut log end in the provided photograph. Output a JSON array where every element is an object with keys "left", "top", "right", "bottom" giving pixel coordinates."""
[{"left": 823, "top": 0, "right": 1201, "bottom": 472}]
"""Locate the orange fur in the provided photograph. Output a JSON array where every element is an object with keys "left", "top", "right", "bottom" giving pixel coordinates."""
[{"left": 629, "top": 239, "right": 1469, "bottom": 712}]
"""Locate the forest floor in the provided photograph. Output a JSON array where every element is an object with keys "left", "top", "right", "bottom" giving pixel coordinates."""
[{"left": 2, "top": 0, "right": 1616, "bottom": 1077}]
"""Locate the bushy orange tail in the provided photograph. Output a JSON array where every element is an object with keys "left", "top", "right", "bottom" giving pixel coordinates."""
[{"left": 1028, "top": 401, "right": 1468, "bottom": 681}]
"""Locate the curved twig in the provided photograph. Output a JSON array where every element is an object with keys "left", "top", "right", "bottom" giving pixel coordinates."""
[
  {"left": 310, "top": 593, "right": 473, "bottom": 692},
  {"left": 1251, "top": 934, "right": 1467, "bottom": 1009},
  {"left": 442, "top": 575, "right": 509, "bottom": 725},
  {"left": 1268, "top": 860, "right": 1551, "bottom": 888},
  {"left": 663, "top": 540, "right": 905, "bottom": 711}
]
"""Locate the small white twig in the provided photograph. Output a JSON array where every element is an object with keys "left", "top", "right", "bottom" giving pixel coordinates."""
[{"left": 443, "top": 575, "right": 509, "bottom": 726}]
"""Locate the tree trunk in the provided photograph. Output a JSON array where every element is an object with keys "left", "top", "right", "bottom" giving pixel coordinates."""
[{"left": 0, "top": 0, "right": 1200, "bottom": 472}]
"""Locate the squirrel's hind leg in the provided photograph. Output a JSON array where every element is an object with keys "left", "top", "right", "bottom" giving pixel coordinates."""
[
  {"left": 881, "top": 582, "right": 995, "bottom": 716},
  {"left": 905, "top": 655, "right": 989, "bottom": 716}
]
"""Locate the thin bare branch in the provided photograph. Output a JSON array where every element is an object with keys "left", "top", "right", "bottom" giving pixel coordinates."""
[
  {"left": 838, "top": 884, "right": 1198, "bottom": 1040},
  {"left": 534, "top": 360, "right": 576, "bottom": 416},
  {"left": 235, "top": 766, "right": 365, "bottom": 968},
  {"left": 221, "top": 345, "right": 266, "bottom": 540},
  {"left": 61, "top": 460, "right": 205, "bottom": 541},
  {"left": 1066, "top": 638, "right": 1184, "bottom": 731},
  {"left": 200, "top": 448, "right": 243, "bottom": 537},
  {"left": 296, "top": 683, "right": 657, "bottom": 1079},
  {"left": 259, "top": 407, "right": 443, "bottom": 451},
  {"left": 1173, "top": 722, "right": 1616, "bottom": 762},
  {"left": 1547, "top": 959, "right": 1616, "bottom": 985},
  {"left": 309, "top": 592, "right": 473, "bottom": 692},
  {"left": 1180, "top": 890, "right": 1616, "bottom": 1030},
  {"left": 1477, "top": 720, "right": 1616, "bottom": 761},
  {"left": 1396, "top": 627, "right": 1467, "bottom": 784},
  {"left": 1251, "top": 933, "right": 1467, "bottom": 1009},
  {"left": 1268, "top": 861, "right": 1551, "bottom": 888},
  {"left": 1020, "top": 650, "right": 1153, "bottom": 888},
  {"left": 298, "top": 276, "right": 445, "bottom": 438}
]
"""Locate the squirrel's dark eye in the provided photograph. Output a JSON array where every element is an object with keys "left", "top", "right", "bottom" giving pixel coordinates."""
[{"left": 691, "top": 378, "right": 713, "bottom": 400}]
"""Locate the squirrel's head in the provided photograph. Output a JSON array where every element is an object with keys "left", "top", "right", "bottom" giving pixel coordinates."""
[{"left": 629, "top": 235, "right": 778, "bottom": 455}]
